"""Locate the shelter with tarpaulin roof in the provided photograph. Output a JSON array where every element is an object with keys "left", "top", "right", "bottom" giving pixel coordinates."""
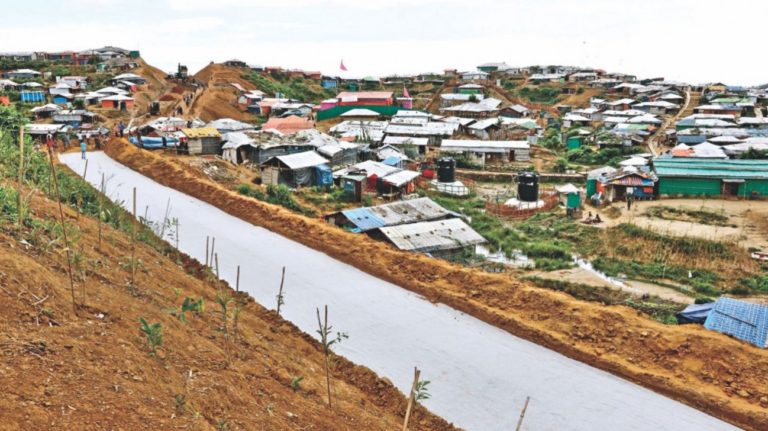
[
  {"left": 181, "top": 127, "right": 222, "bottom": 155},
  {"left": 260, "top": 151, "right": 331, "bottom": 188}
]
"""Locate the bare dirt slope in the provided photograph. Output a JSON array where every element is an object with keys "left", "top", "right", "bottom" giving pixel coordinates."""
[
  {"left": 105, "top": 140, "right": 768, "bottom": 431},
  {"left": 190, "top": 64, "right": 255, "bottom": 122},
  {"left": 0, "top": 173, "right": 455, "bottom": 430}
]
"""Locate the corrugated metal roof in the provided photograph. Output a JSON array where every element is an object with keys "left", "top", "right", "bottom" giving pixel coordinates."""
[
  {"left": 377, "top": 218, "right": 486, "bottom": 253},
  {"left": 269, "top": 151, "right": 328, "bottom": 170},
  {"left": 654, "top": 158, "right": 768, "bottom": 180},
  {"left": 382, "top": 136, "right": 429, "bottom": 146},
  {"left": 441, "top": 139, "right": 529, "bottom": 153},
  {"left": 704, "top": 298, "right": 768, "bottom": 348},
  {"left": 382, "top": 170, "right": 420, "bottom": 186},
  {"left": 340, "top": 197, "right": 454, "bottom": 232}
]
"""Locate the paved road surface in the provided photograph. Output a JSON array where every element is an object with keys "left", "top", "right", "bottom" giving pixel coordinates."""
[{"left": 61, "top": 152, "right": 740, "bottom": 431}]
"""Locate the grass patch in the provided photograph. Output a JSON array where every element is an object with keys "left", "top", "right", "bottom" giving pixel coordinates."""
[
  {"left": 644, "top": 205, "right": 732, "bottom": 227},
  {"left": 591, "top": 256, "right": 718, "bottom": 296},
  {"left": 525, "top": 276, "right": 684, "bottom": 324},
  {"left": 242, "top": 72, "right": 334, "bottom": 103},
  {"left": 236, "top": 183, "right": 315, "bottom": 216}
]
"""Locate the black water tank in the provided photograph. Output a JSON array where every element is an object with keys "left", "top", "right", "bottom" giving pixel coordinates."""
[
  {"left": 518, "top": 172, "right": 539, "bottom": 202},
  {"left": 437, "top": 157, "right": 456, "bottom": 183}
]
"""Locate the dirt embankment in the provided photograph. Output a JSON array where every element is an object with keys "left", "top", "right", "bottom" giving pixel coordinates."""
[
  {"left": 0, "top": 175, "right": 455, "bottom": 430},
  {"left": 105, "top": 140, "right": 768, "bottom": 431},
  {"left": 190, "top": 63, "right": 256, "bottom": 122}
]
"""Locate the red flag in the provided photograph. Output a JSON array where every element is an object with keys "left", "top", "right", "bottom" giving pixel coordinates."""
[
  {"left": 403, "top": 86, "right": 411, "bottom": 98},
  {"left": 340, "top": 60, "right": 348, "bottom": 71}
]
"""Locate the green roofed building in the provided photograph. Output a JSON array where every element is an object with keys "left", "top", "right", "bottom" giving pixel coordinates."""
[{"left": 653, "top": 158, "right": 768, "bottom": 198}]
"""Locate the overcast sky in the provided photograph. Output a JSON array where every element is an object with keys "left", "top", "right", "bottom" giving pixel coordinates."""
[{"left": 2, "top": 0, "right": 766, "bottom": 85}]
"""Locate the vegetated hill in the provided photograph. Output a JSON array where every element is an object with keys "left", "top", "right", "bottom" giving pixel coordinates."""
[
  {"left": 0, "top": 132, "right": 454, "bottom": 429},
  {"left": 190, "top": 63, "right": 256, "bottom": 122},
  {"left": 240, "top": 69, "right": 335, "bottom": 103}
]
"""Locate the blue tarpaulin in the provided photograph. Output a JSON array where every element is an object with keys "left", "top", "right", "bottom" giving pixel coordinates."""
[
  {"left": 314, "top": 164, "right": 333, "bottom": 187},
  {"left": 704, "top": 297, "right": 768, "bottom": 348},
  {"left": 129, "top": 136, "right": 179, "bottom": 149},
  {"left": 382, "top": 156, "right": 402, "bottom": 166},
  {"left": 675, "top": 302, "right": 714, "bottom": 324},
  {"left": 340, "top": 208, "right": 386, "bottom": 233}
]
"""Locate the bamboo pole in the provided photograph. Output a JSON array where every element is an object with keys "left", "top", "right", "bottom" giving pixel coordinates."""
[
  {"left": 236, "top": 265, "right": 240, "bottom": 293},
  {"left": 210, "top": 237, "right": 216, "bottom": 268},
  {"left": 47, "top": 147, "right": 77, "bottom": 316},
  {"left": 515, "top": 396, "right": 531, "bottom": 431},
  {"left": 401, "top": 367, "right": 421, "bottom": 431},
  {"left": 17, "top": 126, "right": 24, "bottom": 230},
  {"left": 131, "top": 187, "right": 137, "bottom": 288},
  {"left": 98, "top": 173, "right": 104, "bottom": 247},
  {"left": 276, "top": 266, "right": 285, "bottom": 316},
  {"left": 215, "top": 253, "right": 219, "bottom": 279},
  {"left": 205, "top": 236, "right": 210, "bottom": 266},
  {"left": 317, "top": 305, "right": 333, "bottom": 408}
]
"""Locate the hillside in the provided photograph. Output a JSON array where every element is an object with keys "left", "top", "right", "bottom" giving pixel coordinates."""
[
  {"left": 0, "top": 124, "right": 455, "bottom": 430},
  {"left": 104, "top": 139, "right": 768, "bottom": 431},
  {"left": 191, "top": 63, "right": 256, "bottom": 122}
]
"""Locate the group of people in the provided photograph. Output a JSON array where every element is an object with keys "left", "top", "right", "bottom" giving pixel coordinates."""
[
  {"left": 40, "top": 131, "right": 103, "bottom": 160},
  {"left": 582, "top": 211, "right": 603, "bottom": 225}
]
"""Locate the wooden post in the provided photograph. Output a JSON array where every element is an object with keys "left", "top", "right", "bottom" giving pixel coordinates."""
[
  {"left": 82, "top": 159, "right": 89, "bottom": 181},
  {"left": 515, "top": 396, "right": 531, "bottom": 431},
  {"left": 98, "top": 173, "right": 104, "bottom": 247},
  {"left": 401, "top": 367, "right": 421, "bottom": 431},
  {"left": 47, "top": 146, "right": 77, "bottom": 316},
  {"left": 215, "top": 253, "right": 219, "bottom": 279},
  {"left": 131, "top": 187, "right": 137, "bottom": 288},
  {"left": 317, "top": 305, "right": 333, "bottom": 409},
  {"left": 210, "top": 237, "right": 216, "bottom": 268},
  {"left": 236, "top": 265, "right": 240, "bottom": 293},
  {"left": 17, "top": 126, "right": 24, "bottom": 229},
  {"left": 276, "top": 266, "right": 285, "bottom": 316},
  {"left": 205, "top": 236, "right": 209, "bottom": 266}
]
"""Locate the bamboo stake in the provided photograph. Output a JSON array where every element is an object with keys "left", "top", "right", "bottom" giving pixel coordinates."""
[
  {"left": 234, "top": 265, "right": 241, "bottom": 340},
  {"left": 401, "top": 367, "right": 421, "bottom": 431},
  {"left": 98, "top": 173, "right": 104, "bottom": 247},
  {"left": 215, "top": 253, "right": 219, "bottom": 279},
  {"left": 210, "top": 237, "right": 216, "bottom": 268},
  {"left": 17, "top": 126, "right": 24, "bottom": 230},
  {"left": 131, "top": 187, "right": 137, "bottom": 289},
  {"left": 82, "top": 159, "right": 89, "bottom": 181},
  {"left": 47, "top": 147, "right": 77, "bottom": 316},
  {"left": 205, "top": 236, "right": 210, "bottom": 266},
  {"left": 236, "top": 265, "right": 240, "bottom": 293},
  {"left": 317, "top": 305, "right": 333, "bottom": 408},
  {"left": 515, "top": 396, "right": 531, "bottom": 431},
  {"left": 276, "top": 266, "right": 285, "bottom": 316}
]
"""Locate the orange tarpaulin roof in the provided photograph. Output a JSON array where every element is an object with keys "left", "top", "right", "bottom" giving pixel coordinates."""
[{"left": 262, "top": 115, "right": 315, "bottom": 135}]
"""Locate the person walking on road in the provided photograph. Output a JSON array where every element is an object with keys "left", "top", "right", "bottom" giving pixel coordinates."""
[
  {"left": 80, "top": 138, "right": 87, "bottom": 160},
  {"left": 118, "top": 121, "right": 125, "bottom": 138}
]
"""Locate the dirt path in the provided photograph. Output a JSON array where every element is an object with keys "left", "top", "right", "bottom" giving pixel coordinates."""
[
  {"left": 97, "top": 141, "right": 768, "bottom": 431},
  {"left": 649, "top": 89, "right": 692, "bottom": 156}
]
